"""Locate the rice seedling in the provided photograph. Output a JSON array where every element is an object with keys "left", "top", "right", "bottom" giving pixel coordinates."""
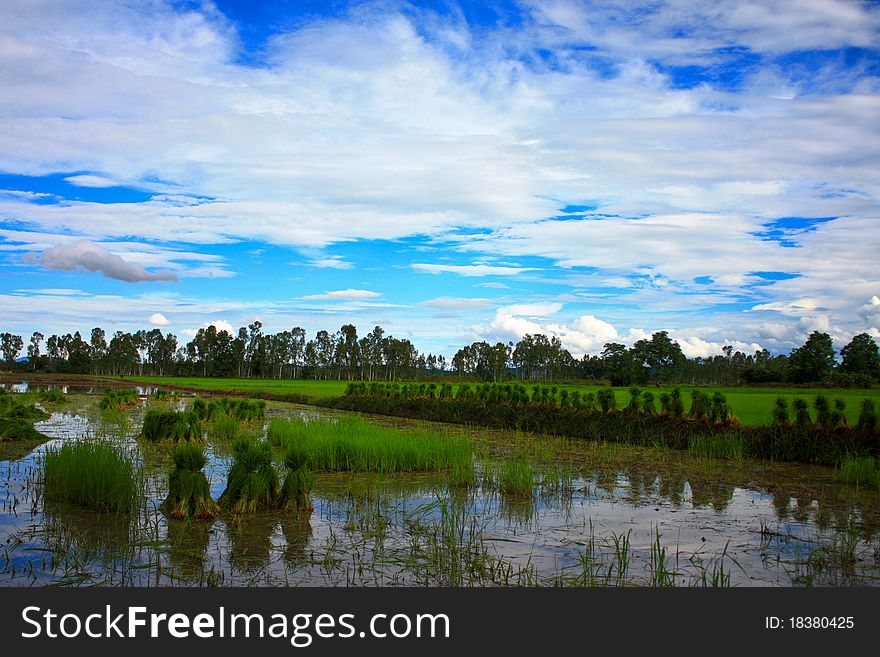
[
  {"left": 99, "top": 388, "right": 139, "bottom": 412},
  {"left": 792, "top": 398, "right": 811, "bottom": 428},
  {"left": 640, "top": 391, "right": 655, "bottom": 416},
  {"left": 278, "top": 448, "right": 314, "bottom": 512},
  {"left": 209, "top": 414, "right": 240, "bottom": 441},
  {"left": 772, "top": 397, "right": 789, "bottom": 426},
  {"left": 648, "top": 527, "right": 677, "bottom": 587},
  {"left": 625, "top": 386, "right": 641, "bottom": 415},
  {"left": 218, "top": 438, "right": 280, "bottom": 513},
  {"left": 161, "top": 442, "right": 221, "bottom": 519},
  {"left": 268, "top": 416, "right": 472, "bottom": 474},
  {"left": 497, "top": 456, "right": 534, "bottom": 497},
  {"left": 597, "top": 388, "right": 617, "bottom": 414},
  {"left": 38, "top": 389, "right": 67, "bottom": 404},
  {"left": 43, "top": 440, "right": 138, "bottom": 513},
  {"left": 141, "top": 409, "right": 203, "bottom": 442},
  {"left": 857, "top": 399, "right": 877, "bottom": 433},
  {"left": 814, "top": 395, "right": 831, "bottom": 430},
  {"left": 837, "top": 456, "right": 880, "bottom": 488}
]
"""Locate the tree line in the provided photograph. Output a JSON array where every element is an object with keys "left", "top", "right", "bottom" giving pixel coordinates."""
[{"left": 1, "top": 323, "right": 878, "bottom": 387}]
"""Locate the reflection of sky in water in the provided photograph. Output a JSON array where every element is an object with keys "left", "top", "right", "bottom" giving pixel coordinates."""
[{"left": 1, "top": 397, "right": 878, "bottom": 587}]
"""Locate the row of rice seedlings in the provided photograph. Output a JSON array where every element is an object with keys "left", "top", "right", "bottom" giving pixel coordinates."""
[
  {"left": 98, "top": 388, "right": 139, "bottom": 412},
  {"left": 267, "top": 416, "right": 473, "bottom": 475},
  {"left": 160, "top": 443, "right": 221, "bottom": 519},
  {"left": 191, "top": 396, "right": 266, "bottom": 422},
  {"left": 688, "top": 433, "right": 745, "bottom": 460},
  {"left": 837, "top": 456, "right": 880, "bottom": 488},
  {"left": 771, "top": 396, "right": 878, "bottom": 432},
  {"left": 42, "top": 440, "right": 138, "bottom": 514},
  {"left": 140, "top": 409, "right": 203, "bottom": 442}
]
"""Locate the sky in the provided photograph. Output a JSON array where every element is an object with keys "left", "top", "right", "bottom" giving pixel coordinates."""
[{"left": 1, "top": 0, "right": 879, "bottom": 360}]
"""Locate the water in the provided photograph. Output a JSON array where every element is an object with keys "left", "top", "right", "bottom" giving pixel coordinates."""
[{"left": 1, "top": 389, "right": 878, "bottom": 587}]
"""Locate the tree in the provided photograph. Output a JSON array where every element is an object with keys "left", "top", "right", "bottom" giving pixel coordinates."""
[
  {"left": 27, "top": 331, "right": 44, "bottom": 371},
  {"left": 1, "top": 332, "right": 24, "bottom": 369},
  {"left": 839, "top": 333, "right": 880, "bottom": 383},
  {"left": 788, "top": 331, "right": 836, "bottom": 383}
]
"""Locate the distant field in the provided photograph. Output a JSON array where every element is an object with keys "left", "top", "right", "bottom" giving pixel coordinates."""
[{"left": 119, "top": 376, "right": 879, "bottom": 427}]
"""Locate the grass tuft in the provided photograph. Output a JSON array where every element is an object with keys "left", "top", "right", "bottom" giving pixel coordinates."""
[{"left": 43, "top": 440, "right": 138, "bottom": 513}]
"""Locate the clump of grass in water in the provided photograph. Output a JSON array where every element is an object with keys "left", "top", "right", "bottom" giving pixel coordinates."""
[
  {"left": 497, "top": 455, "right": 534, "bottom": 497},
  {"left": 837, "top": 456, "right": 880, "bottom": 488},
  {"left": 209, "top": 414, "right": 240, "bottom": 441},
  {"left": 278, "top": 448, "right": 313, "bottom": 512},
  {"left": 268, "top": 416, "right": 472, "bottom": 474},
  {"left": 161, "top": 442, "right": 221, "bottom": 519},
  {"left": 43, "top": 440, "right": 137, "bottom": 513},
  {"left": 38, "top": 389, "right": 67, "bottom": 404},
  {"left": 218, "top": 438, "right": 280, "bottom": 513},
  {"left": 141, "top": 409, "right": 202, "bottom": 442}
]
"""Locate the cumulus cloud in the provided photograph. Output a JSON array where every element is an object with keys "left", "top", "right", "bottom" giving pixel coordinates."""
[
  {"left": 471, "top": 309, "right": 620, "bottom": 356},
  {"left": 148, "top": 313, "right": 170, "bottom": 326},
  {"left": 300, "top": 289, "right": 381, "bottom": 300},
  {"left": 33, "top": 240, "right": 178, "bottom": 283}
]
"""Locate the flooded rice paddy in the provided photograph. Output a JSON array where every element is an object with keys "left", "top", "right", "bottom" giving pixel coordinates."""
[{"left": 2, "top": 384, "right": 879, "bottom": 587}]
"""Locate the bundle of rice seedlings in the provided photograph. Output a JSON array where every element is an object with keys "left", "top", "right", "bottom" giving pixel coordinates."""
[
  {"left": 772, "top": 397, "right": 789, "bottom": 426},
  {"left": 857, "top": 399, "right": 877, "bottom": 433},
  {"left": 278, "top": 448, "right": 313, "bottom": 512},
  {"left": 161, "top": 442, "right": 220, "bottom": 519},
  {"left": 141, "top": 409, "right": 202, "bottom": 442},
  {"left": 218, "top": 438, "right": 280, "bottom": 513}
]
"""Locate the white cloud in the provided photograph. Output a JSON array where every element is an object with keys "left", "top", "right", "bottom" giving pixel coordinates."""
[
  {"left": 31, "top": 240, "right": 178, "bottom": 283},
  {"left": 300, "top": 288, "right": 381, "bottom": 301},
  {"left": 306, "top": 256, "right": 353, "bottom": 270},
  {"left": 412, "top": 263, "right": 537, "bottom": 277},
  {"left": 64, "top": 174, "right": 119, "bottom": 188},
  {"left": 419, "top": 297, "right": 493, "bottom": 310},
  {"left": 148, "top": 312, "right": 170, "bottom": 326},
  {"left": 501, "top": 302, "right": 563, "bottom": 317}
]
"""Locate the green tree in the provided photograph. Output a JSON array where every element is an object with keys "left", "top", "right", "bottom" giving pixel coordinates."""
[
  {"left": 1, "top": 332, "right": 24, "bottom": 368},
  {"left": 788, "top": 331, "right": 836, "bottom": 383},
  {"left": 839, "top": 333, "right": 880, "bottom": 383}
]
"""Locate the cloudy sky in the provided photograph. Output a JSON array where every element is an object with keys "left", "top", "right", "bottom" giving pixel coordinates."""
[{"left": 1, "top": 0, "right": 878, "bottom": 358}]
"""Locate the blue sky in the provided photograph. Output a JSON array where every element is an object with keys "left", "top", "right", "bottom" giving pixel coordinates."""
[{"left": 1, "top": 0, "right": 879, "bottom": 358}]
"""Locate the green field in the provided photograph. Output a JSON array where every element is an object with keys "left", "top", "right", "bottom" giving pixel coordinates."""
[{"left": 120, "top": 376, "right": 879, "bottom": 427}]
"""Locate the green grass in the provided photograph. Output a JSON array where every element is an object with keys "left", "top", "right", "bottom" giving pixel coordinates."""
[
  {"left": 268, "top": 415, "right": 473, "bottom": 474},
  {"left": 837, "top": 456, "right": 880, "bottom": 488},
  {"left": 208, "top": 414, "right": 240, "bottom": 441},
  {"left": 110, "top": 376, "right": 880, "bottom": 427},
  {"left": 688, "top": 433, "right": 745, "bottom": 460},
  {"left": 43, "top": 440, "right": 138, "bottom": 513},
  {"left": 497, "top": 456, "right": 535, "bottom": 497}
]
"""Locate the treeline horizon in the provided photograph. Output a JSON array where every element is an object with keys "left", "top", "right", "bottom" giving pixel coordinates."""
[{"left": 0, "top": 321, "right": 878, "bottom": 388}]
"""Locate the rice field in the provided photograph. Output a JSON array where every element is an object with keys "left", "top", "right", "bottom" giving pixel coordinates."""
[
  {"left": 115, "top": 375, "right": 880, "bottom": 427},
  {"left": 1, "top": 382, "right": 879, "bottom": 587}
]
